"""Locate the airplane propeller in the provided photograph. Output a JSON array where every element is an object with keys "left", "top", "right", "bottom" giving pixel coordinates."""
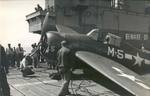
[
  {"left": 30, "top": 12, "right": 50, "bottom": 56},
  {"left": 40, "top": 12, "right": 49, "bottom": 41}
]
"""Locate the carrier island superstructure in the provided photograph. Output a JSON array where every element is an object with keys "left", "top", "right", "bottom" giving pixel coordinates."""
[{"left": 26, "top": 0, "right": 150, "bottom": 49}]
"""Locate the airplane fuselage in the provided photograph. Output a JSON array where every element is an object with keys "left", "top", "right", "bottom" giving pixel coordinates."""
[{"left": 46, "top": 32, "right": 150, "bottom": 74}]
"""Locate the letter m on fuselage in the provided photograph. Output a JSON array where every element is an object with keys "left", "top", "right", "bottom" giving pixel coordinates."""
[{"left": 107, "top": 46, "right": 115, "bottom": 57}]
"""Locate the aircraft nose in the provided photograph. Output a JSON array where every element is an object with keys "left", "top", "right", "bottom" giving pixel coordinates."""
[{"left": 46, "top": 32, "right": 63, "bottom": 45}]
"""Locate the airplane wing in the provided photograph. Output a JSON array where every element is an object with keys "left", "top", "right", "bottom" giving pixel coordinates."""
[
  {"left": 76, "top": 51, "right": 150, "bottom": 96},
  {"left": 56, "top": 25, "right": 79, "bottom": 34}
]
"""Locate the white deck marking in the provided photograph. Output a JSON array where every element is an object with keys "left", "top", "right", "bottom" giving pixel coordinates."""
[{"left": 13, "top": 80, "right": 58, "bottom": 87}]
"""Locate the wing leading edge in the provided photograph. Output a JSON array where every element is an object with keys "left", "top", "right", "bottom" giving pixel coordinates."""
[{"left": 76, "top": 51, "right": 150, "bottom": 96}]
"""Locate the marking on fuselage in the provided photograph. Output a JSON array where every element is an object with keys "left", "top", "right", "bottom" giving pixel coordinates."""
[
  {"left": 107, "top": 46, "right": 150, "bottom": 66},
  {"left": 132, "top": 53, "right": 144, "bottom": 67},
  {"left": 107, "top": 46, "right": 124, "bottom": 59},
  {"left": 125, "top": 52, "right": 150, "bottom": 66},
  {"left": 112, "top": 67, "right": 150, "bottom": 89}
]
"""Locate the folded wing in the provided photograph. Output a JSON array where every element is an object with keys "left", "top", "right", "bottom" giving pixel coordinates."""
[{"left": 76, "top": 51, "right": 150, "bottom": 96}]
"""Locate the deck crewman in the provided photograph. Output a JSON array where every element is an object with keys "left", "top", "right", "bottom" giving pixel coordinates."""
[
  {"left": 6, "top": 44, "right": 14, "bottom": 69},
  {"left": 0, "top": 44, "right": 10, "bottom": 96},
  {"left": 16, "top": 43, "right": 25, "bottom": 68},
  {"left": 57, "top": 41, "right": 72, "bottom": 96},
  {"left": 20, "top": 54, "right": 34, "bottom": 77}
]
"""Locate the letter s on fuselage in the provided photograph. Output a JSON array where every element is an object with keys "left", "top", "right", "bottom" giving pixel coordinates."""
[{"left": 107, "top": 46, "right": 124, "bottom": 59}]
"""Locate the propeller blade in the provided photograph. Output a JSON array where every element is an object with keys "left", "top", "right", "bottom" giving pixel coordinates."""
[
  {"left": 41, "top": 12, "right": 50, "bottom": 36},
  {"left": 29, "top": 45, "right": 40, "bottom": 56},
  {"left": 30, "top": 12, "right": 50, "bottom": 56}
]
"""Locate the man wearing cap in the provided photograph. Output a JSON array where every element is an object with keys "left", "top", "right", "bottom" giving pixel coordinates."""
[
  {"left": 57, "top": 41, "right": 73, "bottom": 96},
  {"left": 6, "top": 44, "right": 13, "bottom": 71},
  {"left": 16, "top": 43, "right": 25, "bottom": 68}
]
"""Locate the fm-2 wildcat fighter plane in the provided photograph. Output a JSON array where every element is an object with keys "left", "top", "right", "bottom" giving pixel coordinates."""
[{"left": 33, "top": 12, "right": 150, "bottom": 96}]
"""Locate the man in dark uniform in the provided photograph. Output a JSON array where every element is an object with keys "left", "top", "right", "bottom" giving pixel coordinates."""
[
  {"left": 6, "top": 44, "right": 14, "bottom": 68},
  {"left": 16, "top": 43, "right": 24, "bottom": 68},
  {"left": 57, "top": 41, "right": 96, "bottom": 96},
  {"left": 0, "top": 44, "right": 10, "bottom": 96},
  {"left": 57, "top": 41, "right": 72, "bottom": 96},
  {"left": 31, "top": 43, "right": 39, "bottom": 68}
]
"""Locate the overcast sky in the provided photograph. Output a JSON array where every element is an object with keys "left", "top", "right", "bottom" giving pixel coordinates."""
[{"left": 0, "top": 0, "right": 45, "bottom": 52}]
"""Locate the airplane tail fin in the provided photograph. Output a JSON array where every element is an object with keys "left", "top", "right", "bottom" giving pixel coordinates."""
[{"left": 56, "top": 25, "right": 79, "bottom": 34}]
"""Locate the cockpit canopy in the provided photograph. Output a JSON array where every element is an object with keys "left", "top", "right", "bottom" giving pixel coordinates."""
[
  {"left": 87, "top": 29, "right": 122, "bottom": 47},
  {"left": 87, "top": 29, "right": 100, "bottom": 41},
  {"left": 104, "top": 33, "right": 122, "bottom": 47}
]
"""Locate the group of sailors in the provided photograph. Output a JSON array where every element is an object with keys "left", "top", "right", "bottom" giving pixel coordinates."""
[
  {"left": 0, "top": 43, "right": 41, "bottom": 96},
  {"left": 5, "top": 43, "right": 24, "bottom": 73},
  {"left": 0, "top": 43, "right": 25, "bottom": 96},
  {"left": 35, "top": 4, "right": 43, "bottom": 12},
  {"left": 0, "top": 40, "right": 92, "bottom": 96},
  {"left": 20, "top": 43, "right": 40, "bottom": 77}
]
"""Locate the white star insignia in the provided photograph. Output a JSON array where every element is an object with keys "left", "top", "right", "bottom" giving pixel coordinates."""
[{"left": 132, "top": 53, "right": 145, "bottom": 67}]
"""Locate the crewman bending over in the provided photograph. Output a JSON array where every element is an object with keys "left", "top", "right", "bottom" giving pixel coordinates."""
[{"left": 20, "top": 54, "right": 34, "bottom": 77}]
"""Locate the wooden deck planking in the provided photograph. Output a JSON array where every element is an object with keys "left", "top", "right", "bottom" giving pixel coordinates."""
[
  {"left": 21, "top": 78, "right": 59, "bottom": 96},
  {"left": 10, "top": 85, "right": 25, "bottom": 96},
  {"left": 8, "top": 68, "right": 122, "bottom": 96},
  {"left": 8, "top": 71, "right": 60, "bottom": 96},
  {"left": 10, "top": 79, "right": 41, "bottom": 96},
  {"left": 31, "top": 80, "right": 60, "bottom": 96},
  {"left": 14, "top": 78, "right": 53, "bottom": 96}
]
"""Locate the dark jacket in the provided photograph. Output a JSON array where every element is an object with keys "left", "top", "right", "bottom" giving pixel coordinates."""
[{"left": 0, "top": 44, "right": 10, "bottom": 96}]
